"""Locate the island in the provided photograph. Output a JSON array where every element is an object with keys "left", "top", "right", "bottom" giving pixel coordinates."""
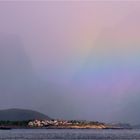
[{"left": 0, "top": 109, "right": 132, "bottom": 129}]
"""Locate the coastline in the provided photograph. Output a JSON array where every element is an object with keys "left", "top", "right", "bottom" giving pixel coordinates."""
[
  {"left": 0, "top": 120, "right": 132, "bottom": 130},
  {"left": 0, "top": 125, "right": 131, "bottom": 130}
]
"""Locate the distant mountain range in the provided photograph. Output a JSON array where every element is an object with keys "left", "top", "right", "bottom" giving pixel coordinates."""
[{"left": 0, "top": 108, "right": 51, "bottom": 121}]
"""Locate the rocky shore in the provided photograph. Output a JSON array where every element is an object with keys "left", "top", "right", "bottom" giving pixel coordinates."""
[
  {"left": 28, "top": 120, "right": 131, "bottom": 129},
  {"left": 0, "top": 120, "right": 132, "bottom": 129}
]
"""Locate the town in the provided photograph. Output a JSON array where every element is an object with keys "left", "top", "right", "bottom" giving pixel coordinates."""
[{"left": 28, "top": 119, "right": 108, "bottom": 129}]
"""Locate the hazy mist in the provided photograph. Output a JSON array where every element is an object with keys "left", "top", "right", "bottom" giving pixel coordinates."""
[{"left": 0, "top": 1, "right": 140, "bottom": 124}]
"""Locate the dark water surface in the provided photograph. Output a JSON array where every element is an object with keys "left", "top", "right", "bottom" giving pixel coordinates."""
[{"left": 0, "top": 129, "right": 140, "bottom": 140}]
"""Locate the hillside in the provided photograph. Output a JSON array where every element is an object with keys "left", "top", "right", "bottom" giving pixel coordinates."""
[{"left": 0, "top": 108, "right": 51, "bottom": 121}]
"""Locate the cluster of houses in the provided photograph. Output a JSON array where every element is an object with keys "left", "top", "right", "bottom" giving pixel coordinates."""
[
  {"left": 28, "top": 119, "right": 106, "bottom": 128},
  {"left": 28, "top": 119, "right": 73, "bottom": 127}
]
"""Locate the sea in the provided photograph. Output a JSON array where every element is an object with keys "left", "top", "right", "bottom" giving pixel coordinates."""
[{"left": 0, "top": 129, "right": 140, "bottom": 140}]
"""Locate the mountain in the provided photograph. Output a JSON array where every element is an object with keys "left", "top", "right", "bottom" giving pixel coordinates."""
[{"left": 0, "top": 108, "right": 51, "bottom": 121}]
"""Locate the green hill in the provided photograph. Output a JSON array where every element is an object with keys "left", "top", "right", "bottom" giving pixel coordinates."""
[{"left": 0, "top": 108, "right": 51, "bottom": 121}]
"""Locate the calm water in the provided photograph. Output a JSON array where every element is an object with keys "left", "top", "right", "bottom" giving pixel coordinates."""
[{"left": 0, "top": 129, "right": 140, "bottom": 140}]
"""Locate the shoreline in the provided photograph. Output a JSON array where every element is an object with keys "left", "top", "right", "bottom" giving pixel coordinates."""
[{"left": 0, "top": 125, "right": 132, "bottom": 130}]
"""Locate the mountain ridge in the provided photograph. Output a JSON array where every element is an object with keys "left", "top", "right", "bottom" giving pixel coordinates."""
[{"left": 0, "top": 108, "right": 51, "bottom": 121}]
